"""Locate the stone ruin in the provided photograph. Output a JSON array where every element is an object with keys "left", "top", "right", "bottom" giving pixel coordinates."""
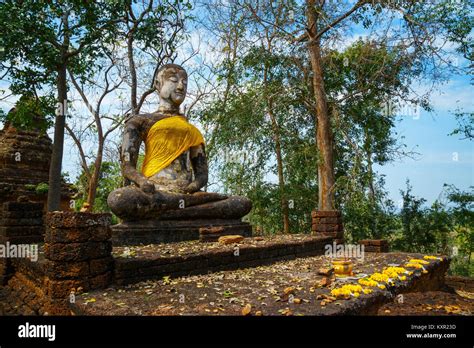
[{"left": 0, "top": 119, "right": 74, "bottom": 210}]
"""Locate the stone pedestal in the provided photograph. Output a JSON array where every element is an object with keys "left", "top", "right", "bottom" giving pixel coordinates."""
[
  {"left": 43, "top": 212, "right": 113, "bottom": 314},
  {"left": 111, "top": 219, "right": 252, "bottom": 246},
  {"left": 359, "top": 239, "right": 389, "bottom": 252},
  {"left": 311, "top": 210, "right": 344, "bottom": 242}
]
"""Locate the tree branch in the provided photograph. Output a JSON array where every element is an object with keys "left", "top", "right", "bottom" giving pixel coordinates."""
[
  {"left": 313, "top": 0, "right": 367, "bottom": 42},
  {"left": 65, "top": 123, "right": 91, "bottom": 179}
]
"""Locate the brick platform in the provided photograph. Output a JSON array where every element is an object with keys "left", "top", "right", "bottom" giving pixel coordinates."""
[
  {"left": 70, "top": 252, "right": 450, "bottom": 316},
  {"left": 445, "top": 275, "right": 474, "bottom": 292},
  {"left": 114, "top": 235, "right": 333, "bottom": 285}
]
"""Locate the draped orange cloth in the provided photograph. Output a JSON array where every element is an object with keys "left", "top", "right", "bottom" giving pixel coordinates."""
[{"left": 141, "top": 115, "right": 204, "bottom": 178}]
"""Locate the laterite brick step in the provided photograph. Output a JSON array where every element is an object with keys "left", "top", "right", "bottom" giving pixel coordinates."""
[{"left": 112, "top": 234, "right": 333, "bottom": 285}]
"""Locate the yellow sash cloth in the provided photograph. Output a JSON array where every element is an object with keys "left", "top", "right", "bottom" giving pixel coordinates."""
[{"left": 141, "top": 115, "right": 204, "bottom": 178}]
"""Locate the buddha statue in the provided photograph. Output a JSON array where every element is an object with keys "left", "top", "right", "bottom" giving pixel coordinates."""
[{"left": 107, "top": 64, "right": 252, "bottom": 229}]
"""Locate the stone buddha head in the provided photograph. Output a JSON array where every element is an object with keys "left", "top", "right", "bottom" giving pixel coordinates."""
[{"left": 154, "top": 64, "right": 188, "bottom": 113}]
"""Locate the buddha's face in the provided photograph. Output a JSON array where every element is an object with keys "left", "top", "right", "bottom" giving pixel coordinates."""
[{"left": 157, "top": 68, "right": 188, "bottom": 106}]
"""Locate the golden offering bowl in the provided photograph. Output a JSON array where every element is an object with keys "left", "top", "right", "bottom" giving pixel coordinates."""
[{"left": 332, "top": 258, "right": 353, "bottom": 276}]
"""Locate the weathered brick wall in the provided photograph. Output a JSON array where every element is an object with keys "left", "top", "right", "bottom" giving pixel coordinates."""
[
  {"left": 0, "top": 211, "right": 114, "bottom": 315},
  {"left": 0, "top": 124, "right": 75, "bottom": 210},
  {"left": 0, "top": 201, "right": 44, "bottom": 285},
  {"left": 0, "top": 201, "right": 44, "bottom": 244},
  {"left": 359, "top": 239, "right": 389, "bottom": 253},
  {"left": 1, "top": 272, "right": 48, "bottom": 315},
  {"left": 42, "top": 212, "right": 113, "bottom": 314},
  {"left": 311, "top": 210, "right": 344, "bottom": 243},
  {"left": 1, "top": 257, "right": 48, "bottom": 315}
]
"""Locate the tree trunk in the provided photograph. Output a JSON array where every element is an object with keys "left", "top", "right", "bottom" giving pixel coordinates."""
[
  {"left": 365, "top": 130, "right": 378, "bottom": 238},
  {"left": 86, "top": 144, "right": 103, "bottom": 209},
  {"left": 127, "top": 33, "right": 138, "bottom": 113},
  {"left": 306, "top": 0, "right": 335, "bottom": 211},
  {"left": 47, "top": 64, "right": 67, "bottom": 211},
  {"left": 268, "top": 108, "right": 290, "bottom": 234}
]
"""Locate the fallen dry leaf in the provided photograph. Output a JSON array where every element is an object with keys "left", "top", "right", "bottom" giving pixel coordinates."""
[
  {"left": 444, "top": 305, "right": 462, "bottom": 314},
  {"left": 278, "top": 308, "right": 293, "bottom": 316},
  {"left": 320, "top": 277, "right": 331, "bottom": 287},
  {"left": 242, "top": 303, "right": 252, "bottom": 316},
  {"left": 455, "top": 290, "right": 474, "bottom": 300}
]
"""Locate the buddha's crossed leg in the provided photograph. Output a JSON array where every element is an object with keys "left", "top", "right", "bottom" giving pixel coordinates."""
[{"left": 107, "top": 186, "right": 252, "bottom": 221}]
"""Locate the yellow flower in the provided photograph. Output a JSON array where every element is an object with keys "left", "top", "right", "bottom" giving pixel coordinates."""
[
  {"left": 330, "top": 288, "right": 351, "bottom": 299},
  {"left": 408, "top": 259, "right": 429, "bottom": 265},
  {"left": 358, "top": 278, "right": 378, "bottom": 287},
  {"left": 330, "top": 262, "right": 420, "bottom": 300},
  {"left": 362, "top": 288, "right": 373, "bottom": 295},
  {"left": 405, "top": 263, "right": 423, "bottom": 269},
  {"left": 331, "top": 284, "right": 363, "bottom": 299},
  {"left": 383, "top": 267, "right": 408, "bottom": 279},
  {"left": 384, "top": 266, "right": 406, "bottom": 274},
  {"left": 345, "top": 284, "right": 363, "bottom": 293},
  {"left": 423, "top": 255, "right": 442, "bottom": 260},
  {"left": 370, "top": 272, "right": 389, "bottom": 283}
]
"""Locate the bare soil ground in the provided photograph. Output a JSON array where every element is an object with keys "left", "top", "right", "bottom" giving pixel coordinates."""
[{"left": 378, "top": 289, "right": 473, "bottom": 315}]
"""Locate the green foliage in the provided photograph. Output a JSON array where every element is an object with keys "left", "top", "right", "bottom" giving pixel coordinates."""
[
  {"left": 449, "top": 256, "right": 474, "bottom": 277},
  {"left": 0, "top": 0, "right": 120, "bottom": 85},
  {"left": 24, "top": 184, "right": 36, "bottom": 191},
  {"left": 0, "top": 95, "right": 55, "bottom": 132},
  {"left": 446, "top": 185, "right": 474, "bottom": 276},
  {"left": 389, "top": 182, "right": 473, "bottom": 276},
  {"left": 35, "top": 183, "right": 49, "bottom": 195},
  {"left": 74, "top": 161, "right": 122, "bottom": 217},
  {"left": 450, "top": 109, "right": 474, "bottom": 140},
  {"left": 0, "top": 0, "right": 121, "bottom": 125},
  {"left": 391, "top": 180, "right": 431, "bottom": 252},
  {"left": 339, "top": 175, "right": 399, "bottom": 242}
]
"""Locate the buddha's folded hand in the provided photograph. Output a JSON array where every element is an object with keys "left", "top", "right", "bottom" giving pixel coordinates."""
[
  {"left": 183, "top": 181, "right": 200, "bottom": 194},
  {"left": 140, "top": 180, "right": 156, "bottom": 194}
]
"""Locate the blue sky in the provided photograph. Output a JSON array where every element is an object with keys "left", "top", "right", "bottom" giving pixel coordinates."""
[{"left": 376, "top": 74, "right": 473, "bottom": 206}]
